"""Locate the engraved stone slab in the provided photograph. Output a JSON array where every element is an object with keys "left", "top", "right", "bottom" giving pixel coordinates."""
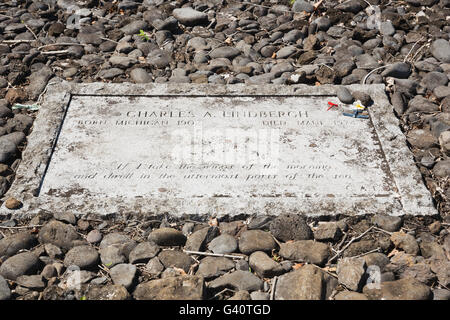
[{"left": 0, "top": 80, "right": 437, "bottom": 218}]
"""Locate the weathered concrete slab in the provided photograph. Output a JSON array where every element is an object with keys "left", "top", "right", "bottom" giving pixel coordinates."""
[{"left": 0, "top": 80, "right": 437, "bottom": 217}]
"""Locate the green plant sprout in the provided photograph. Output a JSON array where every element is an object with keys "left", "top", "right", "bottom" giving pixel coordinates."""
[{"left": 138, "top": 29, "right": 150, "bottom": 41}]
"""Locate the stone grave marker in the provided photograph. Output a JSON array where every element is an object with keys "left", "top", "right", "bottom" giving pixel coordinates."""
[{"left": 0, "top": 80, "right": 437, "bottom": 217}]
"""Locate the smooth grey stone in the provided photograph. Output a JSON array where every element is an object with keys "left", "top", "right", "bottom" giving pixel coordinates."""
[
  {"left": 379, "top": 21, "right": 395, "bottom": 36},
  {"left": 53, "top": 212, "right": 76, "bottom": 225},
  {"left": 430, "top": 39, "right": 450, "bottom": 63},
  {"left": 7, "top": 114, "right": 34, "bottom": 133},
  {"left": 147, "top": 50, "right": 171, "bottom": 68},
  {"left": 336, "top": 0, "right": 364, "bottom": 13},
  {"left": 64, "top": 245, "right": 99, "bottom": 269},
  {"left": 269, "top": 214, "right": 312, "bottom": 241},
  {"left": 0, "top": 132, "right": 25, "bottom": 147},
  {"left": 148, "top": 227, "right": 186, "bottom": 246},
  {"left": 109, "top": 55, "right": 136, "bottom": 69},
  {"left": 372, "top": 215, "right": 403, "bottom": 232},
  {"left": 152, "top": 17, "right": 178, "bottom": 32},
  {"left": 0, "top": 275, "right": 11, "bottom": 300},
  {"left": 0, "top": 232, "right": 37, "bottom": 258},
  {"left": 314, "top": 222, "right": 342, "bottom": 241},
  {"left": 421, "top": 72, "right": 448, "bottom": 91},
  {"left": 77, "top": 32, "right": 103, "bottom": 45},
  {"left": 98, "top": 68, "right": 124, "bottom": 80},
  {"left": 129, "top": 242, "right": 160, "bottom": 264},
  {"left": 196, "top": 256, "right": 235, "bottom": 279},
  {"left": 292, "top": 0, "right": 314, "bottom": 13},
  {"left": 208, "top": 270, "right": 263, "bottom": 292},
  {"left": 363, "top": 38, "right": 382, "bottom": 50},
  {"left": 249, "top": 251, "right": 284, "bottom": 278},
  {"left": 433, "top": 160, "right": 450, "bottom": 178},
  {"left": 271, "top": 62, "right": 294, "bottom": 76},
  {"left": 208, "top": 234, "right": 238, "bottom": 254},
  {"left": 337, "top": 87, "right": 354, "bottom": 104},
  {"left": 209, "top": 47, "right": 241, "bottom": 59},
  {"left": 15, "top": 275, "right": 45, "bottom": 290},
  {"left": 276, "top": 46, "right": 297, "bottom": 59},
  {"left": 238, "top": 230, "right": 276, "bottom": 255},
  {"left": 109, "top": 263, "right": 137, "bottom": 290},
  {"left": 0, "top": 252, "right": 39, "bottom": 280},
  {"left": 391, "top": 92, "right": 405, "bottom": 115},
  {"left": 0, "top": 140, "right": 16, "bottom": 163},
  {"left": 99, "top": 246, "right": 126, "bottom": 268},
  {"left": 407, "top": 96, "right": 439, "bottom": 113},
  {"left": 356, "top": 54, "right": 379, "bottom": 69},
  {"left": 86, "top": 230, "right": 102, "bottom": 244},
  {"left": 130, "top": 68, "right": 152, "bottom": 83},
  {"left": 337, "top": 257, "right": 367, "bottom": 292},
  {"left": 434, "top": 86, "right": 450, "bottom": 99},
  {"left": 121, "top": 20, "right": 148, "bottom": 36},
  {"left": 172, "top": 7, "right": 208, "bottom": 26},
  {"left": 381, "top": 62, "right": 411, "bottom": 78},
  {"left": 158, "top": 250, "right": 194, "bottom": 273},
  {"left": 433, "top": 288, "right": 450, "bottom": 300},
  {"left": 283, "top": 30, "right": 303, "bottom": 43},
  {"left": 314, "top": 16, "right": 331, "bottom": 31}
]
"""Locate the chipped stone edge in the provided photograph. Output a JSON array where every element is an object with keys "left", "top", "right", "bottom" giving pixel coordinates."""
[{"left": 0, "top": 79, "right": 438, "bottom": 218}]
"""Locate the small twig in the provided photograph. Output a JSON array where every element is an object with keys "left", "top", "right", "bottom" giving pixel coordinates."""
[
  {"left": 183, "top": 250, "right": 245, "bottom": 259},
  {"left": 336, "top": 232, "right": 348, "bottom": 250},
  {"left": 23, "top": 22, "right": 38, "bottom": 40},
  {"left": 328, "top": 289, "right": 339, "bottom": 300},
  {"left": 40, "top": 50, "right": 69, "bottom": 55},
  {"left": 98, "top": 264, "right": 111, "bottom": 275},
  {"left": 411, "top": 41, "right": 431, "bottom": 63},
  {"left": 310, "top": 263, "right": 338, "bottom": 279},
  {"left": 1, "top": 39, "right": 36, "bottom": 44},
  {"left": 37, "top": 80, "right": 53, "bottom": 106},
  {"left": 239, "top": 1, "right": 296, "bottom": 13},
  {"left": 100, "top": 37, "right": 119, "bottom": 44},
  {"left": 209, "top": 288, "right": 235, "bottom": 300},
  {"left": 373, "top": 226, "right": 393, "bottom": 236},
  {"left": 403, "top": 37, "right": 424, "bottom": 63},
  {"left": 270, "top": 276, "right": 278, "bottom": 300},
  {"left": 206, "top": 18, "right": 215, "bottom": 29},
  {"left": 319, "top": 63, "right": 334, "bottom": 71},
  {"left": 327, "top": 226, "right": 374, "bottom": 264},
  {"left": 271, "top": 235, "right": 282, "bottom": 248},
  {"left": 0, "top": 224, "right": 42, "bottom": 229},
  {"left": 309, "top": 0, "right": 325, "bottom": 23},
  {"left": 351, "top": 247, "right": 381, "bottom": 259},
  {"left": 363, "top": 65, "right": 390, "bottom": 84},
  {"left": 38, "top": 43, "right": 85, "bottom": 50}
]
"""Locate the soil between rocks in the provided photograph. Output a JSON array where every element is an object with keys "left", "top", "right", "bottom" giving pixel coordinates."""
[{"left": 0, "top": 0, "right": 449, "bottom": 300}]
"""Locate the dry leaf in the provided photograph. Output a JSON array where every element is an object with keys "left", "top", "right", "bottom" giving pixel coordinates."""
[
  {"left": 209, "top": 218, "right": 218, "bottom": 227},
  {"left": 271, "top": 52, "right": 277, "bottom": 59},
  {"left": 173, "top": 267, "right": 187, "bottom": 275},
  {"left": 387, "top": 248, "right": 399, "bottom": 258},
  {"left": 293, "top": 263, "right": 304, "bottom": 270},
  {"left": 323, "top": 265, "right": 336, "bottom": 272}
]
